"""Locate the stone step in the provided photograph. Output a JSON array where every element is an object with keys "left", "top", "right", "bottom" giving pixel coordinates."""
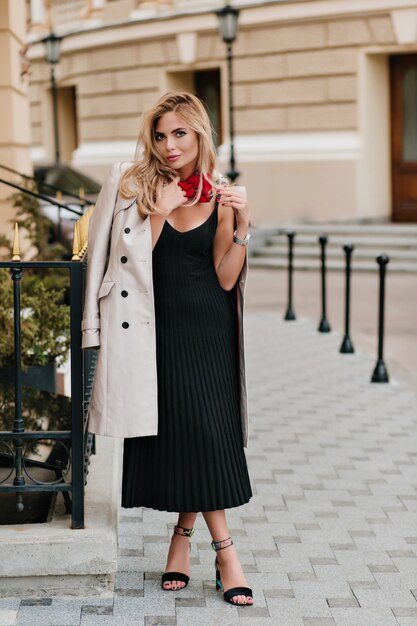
[
  {"left": 0, "top": 435, "right": 122, "bottom": 597},
  {"left": 265, "top": 234, "right": 417, "bottom": 248},
  {"left": 250, "top": 222, "right": 417, "bottom": 272},
  {"left": 273, "top": 222, "right": 417, "bottom": 235},
  {"left": 248, "top": 257, "right": 417, "bottom": 272},
  {"left": 254, "top": 245, "right": 417, "bottom": 261}
]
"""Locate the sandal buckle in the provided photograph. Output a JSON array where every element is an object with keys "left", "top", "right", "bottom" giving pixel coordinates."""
[{"left": 174, "top": 525, "right": 194, "bottom": 538}]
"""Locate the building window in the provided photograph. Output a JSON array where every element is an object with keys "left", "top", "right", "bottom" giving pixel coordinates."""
[{"left": 194, "top": 69, "right": 222, "bottom": 149}]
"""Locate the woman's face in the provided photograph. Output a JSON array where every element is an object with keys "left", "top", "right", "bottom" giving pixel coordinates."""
[{"left": 154, "top": 111, "right": 199, "bottom": 178}]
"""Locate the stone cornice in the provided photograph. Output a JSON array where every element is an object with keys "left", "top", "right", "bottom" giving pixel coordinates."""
[{"left": 26, "top": 0, "right": 415, "bottom": 59}]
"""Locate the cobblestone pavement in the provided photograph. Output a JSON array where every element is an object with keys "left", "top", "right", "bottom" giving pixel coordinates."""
[{"left": 3, "top": 312, "right": 417, "bottom": 626}]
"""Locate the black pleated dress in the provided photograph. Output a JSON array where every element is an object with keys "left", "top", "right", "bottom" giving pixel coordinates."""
[{"left": 121, "top": 200, "right": 252, "bottom": 512}]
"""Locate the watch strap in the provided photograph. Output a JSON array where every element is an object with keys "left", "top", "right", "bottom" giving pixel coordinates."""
[{"left": 233, "top": 230, "right": 250, "bottom": 246}]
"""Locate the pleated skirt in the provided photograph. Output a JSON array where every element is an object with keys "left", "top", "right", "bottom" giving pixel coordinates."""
[{"left": 121, "top": 210, "right": 252, "bottom": 512}]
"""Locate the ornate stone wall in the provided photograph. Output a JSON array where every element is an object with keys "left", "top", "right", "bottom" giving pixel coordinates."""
[{"left": 24, "top": 1, "right": 417, "bottom": 222}]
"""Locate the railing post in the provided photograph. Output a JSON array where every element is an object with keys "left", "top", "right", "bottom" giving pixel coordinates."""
[
  {"left": 284, "top": 231, "right": 296, "bottom": 321},
  {"left": 70, "top": 261, "right": 85, "bottom": 529},
  {"left": 318, "top": 234, "right": 331, "bottom": 333},
  {"left": 10, "top": 265, "right": 25, "bottom": 512},
  {"left": 56, "top": 191, "right": 62, "bottom": 242},
  {"left": 79, "top": 187, "right": 85, "bottom": 210},
  {"left": 340, "top": 243, "right": 354, "bottom": 354},
  {"left": 371, "top": 254, "right": 390, "bottom": 383}
]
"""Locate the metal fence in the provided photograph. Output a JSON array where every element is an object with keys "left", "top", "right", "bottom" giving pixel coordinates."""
[{"left": 0, "top": 259, "right": 95, "bottom": 529}]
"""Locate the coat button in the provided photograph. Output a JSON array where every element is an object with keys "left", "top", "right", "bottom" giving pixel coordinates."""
[
  {"left": 122, "top": 322, "right": 129, "bottom": 329},
  {"left": 124, "top": 227, "right": 130, "bottom": 234},
  {"left": 121, "top": 256, "right": 128, "bottom": 263},
  {"left": 121, "top": 290, "right": 128, "bottom": 297}
]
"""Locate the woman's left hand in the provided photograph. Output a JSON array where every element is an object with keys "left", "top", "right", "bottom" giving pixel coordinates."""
[{"left": 218, "top": 186, "right": 250, "bottom": 229}]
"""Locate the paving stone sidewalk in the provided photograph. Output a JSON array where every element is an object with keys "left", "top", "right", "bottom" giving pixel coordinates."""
[{"left": 3, "top": 312, "right": 417, "bottom": 626}]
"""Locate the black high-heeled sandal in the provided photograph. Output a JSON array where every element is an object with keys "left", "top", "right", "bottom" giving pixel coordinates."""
[
  {"left": 161, "top": 525, "right": 194, "bottom": 590},
  {"left": 212, "top": 537, "right": 253, "bottom": 605}
]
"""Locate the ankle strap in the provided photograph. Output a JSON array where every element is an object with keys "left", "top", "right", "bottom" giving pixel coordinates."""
[
  {"left": 174, "top": 525, "right": 194, "bottom": 537},
  {"left": 211, "top": 536, "right": 233, "bottom": 551}
]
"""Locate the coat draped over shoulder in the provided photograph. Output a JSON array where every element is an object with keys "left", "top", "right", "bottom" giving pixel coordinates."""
[{"left": 82, "top": 161, "right": 249, "bottom": 446}]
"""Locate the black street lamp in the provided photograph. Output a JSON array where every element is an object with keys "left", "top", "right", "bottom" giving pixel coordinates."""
[
  {"left": 42, "top": 32, "right": 63, "bottom": 164},
  {"left": 216, "top": 4, "right": 240, "bottom": 182}
]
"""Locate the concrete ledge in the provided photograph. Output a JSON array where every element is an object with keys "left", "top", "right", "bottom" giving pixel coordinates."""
[
  {"left": 2, "top": 574, "right": 114, "bottom": 597},
  {"left": 0, "top": 435, "right": 123, "bottom": 598}
]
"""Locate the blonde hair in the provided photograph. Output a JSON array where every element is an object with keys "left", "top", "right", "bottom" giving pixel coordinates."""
[{"left": 119, "top": 91, "right": 223, "bottom": 218}]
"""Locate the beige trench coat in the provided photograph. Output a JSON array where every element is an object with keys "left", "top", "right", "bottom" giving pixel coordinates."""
[{"left": 82, "top": 161, "right": 249, "bottom": 446}]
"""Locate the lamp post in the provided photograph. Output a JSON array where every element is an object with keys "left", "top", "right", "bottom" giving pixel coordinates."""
[
  {"left": 42, "top": 32, "right": 62, "bottom": 164},
  {"left": 216, "top": 4, "right": 240, "bottom": 182}
]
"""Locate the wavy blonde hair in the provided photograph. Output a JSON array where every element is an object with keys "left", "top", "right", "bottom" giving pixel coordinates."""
[{"left": 119, "top": 91, "right": 223, "bottom": 218}]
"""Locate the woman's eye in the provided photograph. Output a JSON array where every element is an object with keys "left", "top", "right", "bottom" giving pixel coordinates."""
[
  {"left": 155, "top": 134, "right": 164, "bottom": 142},
  {"left": 176, "top": 131, "right": 186, "bottom": 137}
]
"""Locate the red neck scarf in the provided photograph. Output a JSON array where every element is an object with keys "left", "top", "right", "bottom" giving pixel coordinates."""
[{"left": 178, "top": 172, "right": 213, "bottom": 203}]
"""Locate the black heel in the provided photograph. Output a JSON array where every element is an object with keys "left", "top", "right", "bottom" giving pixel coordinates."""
[
  {"left": 161, "top": 525, "right": 194, "bottom": 591},
  {"left": 215, "top": 558, "right": 223, "bottom": 591},
  {"left": 211, "top": 537, "right": 253, "bottom": 605}
]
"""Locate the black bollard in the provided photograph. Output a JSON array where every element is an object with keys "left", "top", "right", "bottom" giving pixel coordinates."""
[
  {"left": 340, "top": 243, "right": 354, "bottom": 353},
  {"left": 371, "top": 255, "right": 390, "bottom": 383},
  {"left": 318, "top": 235, "right": 331, "bottom": 332},
  {"left": 284, "top": 231, "right": 296, "bottom": 320}
]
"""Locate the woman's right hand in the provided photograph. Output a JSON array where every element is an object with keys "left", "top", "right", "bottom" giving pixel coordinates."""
[{"left": 156, "top": 176, "right": 187, "bottom": 216}]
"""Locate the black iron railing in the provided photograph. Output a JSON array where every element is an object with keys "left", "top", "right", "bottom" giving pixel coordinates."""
[
  {"left": 0, "top": 176, "right": 84, "bottom": 217},
  {"left": 0, "top": 168, "right": 95, "bottom": 250},
  {"left": 0, "top": 260, "right": 96, "bottom": 529},
  {"left": 0, "top": 163, "right": 93, "bottom": 205}
]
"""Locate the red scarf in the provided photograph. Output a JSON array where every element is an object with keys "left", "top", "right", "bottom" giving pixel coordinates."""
[{"left": 178, "top": 172, "right": 213, "bottom": 203}]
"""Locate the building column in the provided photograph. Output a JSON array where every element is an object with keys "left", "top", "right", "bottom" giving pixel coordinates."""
[
  {"left": 88, "top": 0, "right": 105, "bottom": 16},
  {"left": 30, "top": 0, "right": 47, "bottom": 26},
  {"left": 0, "top": 0, "right": 32, "bottom": 244}
]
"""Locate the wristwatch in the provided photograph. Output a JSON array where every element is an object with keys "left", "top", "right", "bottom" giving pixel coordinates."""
[{"left": 233, "top": 230, "right": 250, "bottom": 246}]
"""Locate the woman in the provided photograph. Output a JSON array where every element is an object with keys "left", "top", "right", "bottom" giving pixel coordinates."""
[{"left": 82, "top": 91, "right": 253, "bottom": 606}]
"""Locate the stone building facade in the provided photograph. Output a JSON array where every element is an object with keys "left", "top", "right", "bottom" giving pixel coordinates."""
[
  {"left": 0, "top": 0, "right": 32, "bottom": 242},
  {"left": 20, "top": 1, "right": 417, "bottom": 223}
]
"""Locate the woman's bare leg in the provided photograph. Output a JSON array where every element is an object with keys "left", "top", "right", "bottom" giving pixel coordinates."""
[
  {"left": 163, "top": 512, "right": 197, "bottom": 590},
  {"left": 202, "top": 509, "right": 253, "bottom": 605}
]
